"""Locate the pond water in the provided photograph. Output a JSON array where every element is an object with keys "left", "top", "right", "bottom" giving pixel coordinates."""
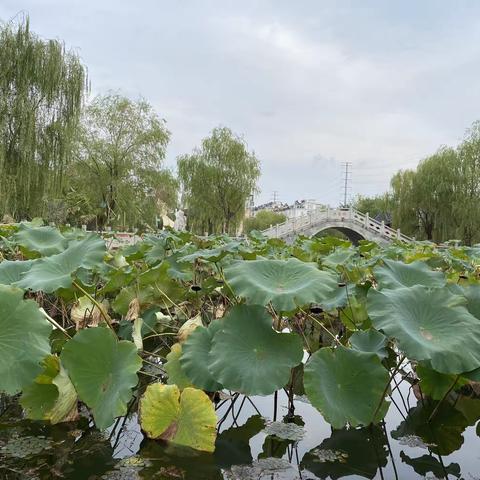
[{"left": 1, "top": 376, "right": 480, "bottom": 479}]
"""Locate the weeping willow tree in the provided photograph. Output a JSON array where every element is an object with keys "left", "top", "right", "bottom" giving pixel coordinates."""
[
  {"left": 0, "top": 17, "right": 87, "bottom": 219},
  {"left": 178, "top": 127, "right": 260, "bottom": 235}
]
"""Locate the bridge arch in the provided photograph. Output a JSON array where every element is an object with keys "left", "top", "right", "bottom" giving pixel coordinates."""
[{"left": 313, "top": 224, "right": 365, "bottom": 244}]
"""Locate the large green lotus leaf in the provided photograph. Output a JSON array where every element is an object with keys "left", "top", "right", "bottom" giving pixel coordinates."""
[
  {"left": 139, "top": 383, "right": 217, "bottom": 452},
  {"left": 20, "top": 355, "right": 77, "bottom": 424},
  {"left": 461, "top": 284, "right": 480, "bottom": 319},
  {"left": 180, "top": 322, "right": 223, "bottom": 392},
  {"left": 208, "top": 305, "right": 303, "bottom": 395},
  {"left": 224, "top": 258, "right": 338, "bottom": 311},
  {"left": 164, "top": 343, "right": 194, "bottom": 390},
  {"left": 0, "top": 285, "right": 52, "bottom": 394},
  {"left": 373, "top": 258, "right": 446, "bottom": 290},
  {"left": 303, "top": 346, "right": 389, "bottom": 429},
  {"left": 0, "top": 260, "right": 34, "bottom": 285},
  {"left": 16, "top": 235, "right": 106, "bottom": 293},
  {"left": 416, "top": 362, "right": 468, "bottom": 401},
  {"left": 61, "top": 327, "right": 142, "bottom": 429},
  {"left": 349, "top": 329, "right": 388, "bottom": 360},
  {"left": 13, "top": 225, "right": 68, "bottom": 256},
  {"left": 367, "top": 285, "right": 480, "bottom": 374}
]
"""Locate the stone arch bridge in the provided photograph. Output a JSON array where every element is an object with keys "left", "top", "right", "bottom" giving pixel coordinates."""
[{"left": 261, "top": 207, "right": 412, "bottom": 244}]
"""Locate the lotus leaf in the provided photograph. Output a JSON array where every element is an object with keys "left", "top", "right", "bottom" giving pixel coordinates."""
[
  {"left": 416, "top": 362, "right": 468, "bottom": 400},
  {"left": 373, "top": 259, "right": 446, "bottom": 290},
  {"left": 224, "top": 258, "right": 338, "bottom": 311},
  {"left": 0, "top": 285, "right": 52, "bottom": 394},
  {"left": 139, "top": 383, "right": 217, "bottom": 452},
  {"left": 61, "top": 327, "right": 142, "bottom": 429},
  {"left": 208, "top": 305, "right": 303, "bottom": 395},
  {"left": 164, "top": 343, "right": 193, "bottom": 389},
  {"left": 367, "top": 285, "right": 480, "bottom": 374},
  {"left": 20, "top": 355, "right": 77, "bottom": 424},
  {"left": 180, "top": 322, "right": 223, "bottom": 391},
  {"left": 349, "top": 329, "right": 388, "bottom": 360},
  {"left": 0, "top": 260, "right": 33, "bottom": 285},
  {"left": 16, "top": 235, "right": 106, "bottom": 292},
  {"left": 13, "top": 225, "right": 67, "bottom": 256},
  {"left": 304, "top": 346, "right": 389, "bottom": 428}
]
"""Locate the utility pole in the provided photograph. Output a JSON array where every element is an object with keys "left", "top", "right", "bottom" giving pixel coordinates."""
[{"left": 340, "top": 162, "right": 351, "bottom": 207}]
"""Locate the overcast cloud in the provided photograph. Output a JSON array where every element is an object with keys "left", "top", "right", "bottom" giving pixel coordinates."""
[{"left": 1, "top": 1, "right": 480, "bottom": 205}]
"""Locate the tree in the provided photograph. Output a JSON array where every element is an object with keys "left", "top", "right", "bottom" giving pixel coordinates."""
[
  {"left": 454, "top": 122, "right": 480, "bottom": 245},
  {"left": 243, "top": 210, "right": 286, "bottom": 234},
  {"left": 391, "top": 148, "right": 458, "bottom": 241},
  {"left": 177, "top": 127, "right": 260, "bottom": 235},
  {"left": 0, "top": 16, "right": 87, "bottom": 219},
  {"left": 69, "top": 94, "right": 177, "bottom": 229},
  {"left": 352, "top": 193, "right": 393, "bottom": 220}
]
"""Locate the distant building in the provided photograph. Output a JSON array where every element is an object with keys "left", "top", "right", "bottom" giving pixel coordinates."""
[{"left": 252, "top": 199, "right": 326, "bottom": 219}]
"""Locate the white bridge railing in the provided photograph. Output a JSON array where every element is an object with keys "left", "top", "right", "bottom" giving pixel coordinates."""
[{"left": 261, "top": 207, "right": 412, "bottom": 243}]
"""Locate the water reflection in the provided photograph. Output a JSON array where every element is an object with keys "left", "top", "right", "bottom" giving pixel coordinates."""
[{"left": 1, "top": 385, "right": 480, "bottom": 479}]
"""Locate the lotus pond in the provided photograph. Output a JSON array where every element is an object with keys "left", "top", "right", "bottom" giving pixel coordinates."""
[{"left": 1, "top": 224, "right": 480, "bottom": 478}]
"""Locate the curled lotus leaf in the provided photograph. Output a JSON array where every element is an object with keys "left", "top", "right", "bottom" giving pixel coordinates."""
[
  {"left": 139, "top": 383, "right": 217, "bottom": 452},
  {"left": 208, "top": 304, "right": 303, "bottom": 395},
  {"left": 373, "top": 259, "right": 446, "bottom": 290},
  {"left": 224, "top": 258, "right": 338, "bottom": 312},
  {"left": 16, "top": 235, "right": 106, "bottom": 293},
  {"left": 61, "top": 327, "right": 142, "bottom": 429},
  {"left": 13, "top": 225, "right": 68, "bottom": 256},
  {"left": 349, "top": 329, "right": 388, "bottom": 360},
  {"left": 20, "top": 355, "right": 78, "bottom": 424},
  {"left": 180, "top": 322, "right": 223, "bottom": 392},
  {"left": 304, "top": 346, "right": 390, "bottom": 429},
  {"left": 367, "top": 285, "right": 480, "bottom": 374},
  {"left": 164, "top": 343, "right": 194, "bottom": 390},
  {"left": 0, "top": 285, "right": 52, "bottom": 394}
]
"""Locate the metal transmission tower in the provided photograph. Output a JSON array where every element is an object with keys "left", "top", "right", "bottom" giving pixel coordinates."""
[{"left": 340, "top": 162, "right": 352, "bottom": 207}]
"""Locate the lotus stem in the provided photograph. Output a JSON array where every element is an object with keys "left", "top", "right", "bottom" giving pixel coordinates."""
[
  {"left": 428, "top": 374, "right": 460, "bottom": 422},
  {"left": 39, "top": 308, "right": 71, "bottom": 339},
  {"left": 372, "top": 355, "right": 405, "bottom": 422}
]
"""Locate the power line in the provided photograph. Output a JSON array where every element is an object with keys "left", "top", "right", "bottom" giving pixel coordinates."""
[{"left": 340, "top": 162, "right": 352, "bottom": 207}]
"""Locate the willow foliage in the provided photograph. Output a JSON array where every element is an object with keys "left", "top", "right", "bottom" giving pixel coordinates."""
[
  {"left": 0, "top": 17, "right": 87, "bottom": 219},
  {"left": 68, "top": 94, "right": 176, "bottom": 229},
  {"left": 178, "top": 127, "right": 260, "bottom": 235}
]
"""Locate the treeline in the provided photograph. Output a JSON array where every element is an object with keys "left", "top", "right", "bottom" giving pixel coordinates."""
[
  {"left": 0, "top": 17, "right": 260, "bottom": 234},
  {"left": 354, "top": 122, "right": 480, "bottom": 245}
]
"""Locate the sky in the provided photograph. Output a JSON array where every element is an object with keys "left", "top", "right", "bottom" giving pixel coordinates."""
[{"left": 1, "top": 1, "right": 480, "bottom": 206}]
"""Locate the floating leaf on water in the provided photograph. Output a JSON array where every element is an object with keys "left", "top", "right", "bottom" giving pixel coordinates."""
[
  {"left": 225, "top": 458, "right": 294, "bottom": 480},
  {"left": 309, "top": 448, "right": 348, "bottom": 463},
  {"left": 397, "top": 435, "right": 436, "bottom": 449},
  {"left": 263, "top": 421, "right": 305, "bottom": 441},
  {"left": 224, "top": 258, "right": 338, "bottom": 312},
  {"left": 139, "top": 383, "right": 217, "bottom": 452},
  {"left": 1, "top": 434, "right": 53, "bottom": 458},
  {"left": 208, "top": 305, "right": 303, "bottom": 395}
]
